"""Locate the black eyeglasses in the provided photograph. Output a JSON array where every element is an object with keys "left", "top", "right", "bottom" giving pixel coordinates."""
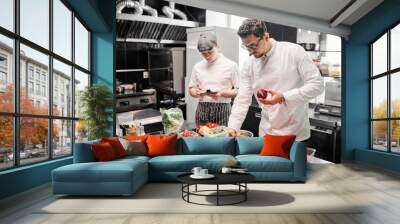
[{"left": 241, "top": 38, "right": 262, "bottom": 52}]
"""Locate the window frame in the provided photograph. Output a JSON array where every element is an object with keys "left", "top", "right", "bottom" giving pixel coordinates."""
[
  {"left": 370, "top": 19, "right": 400, "bottom": 154},
  {"left": 0, "top": 0, "right": 92, "bottom": 171}
]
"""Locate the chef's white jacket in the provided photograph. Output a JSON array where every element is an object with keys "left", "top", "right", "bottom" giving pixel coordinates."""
[
  {"left": 189, "top": 54, "right": 239, "bottom": 103},
  {"left": 228, "top": 39, "right": 324, "bottom": 141}
]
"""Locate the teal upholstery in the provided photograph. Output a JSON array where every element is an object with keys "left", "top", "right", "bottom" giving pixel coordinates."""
[
  {"left": 52, "top": 137, "right": 307, "bottom": 195},
  {"left": 236, "top": 155, "right": 293, "bottom": 172},
  {"left": 73, "top": 139, "right": 100, "bottom": 163},
  {"left": 235, "top": 137, "right": 263, "bottom": 155},
  {"left": 149, "top": 154, "right": 234, "bottom": 173},
  {"left": 52, "top": 158, "right": 148, "bottom": 195},
  {"left": 178, "top": 137, "right": 236, "bottom": 155}
]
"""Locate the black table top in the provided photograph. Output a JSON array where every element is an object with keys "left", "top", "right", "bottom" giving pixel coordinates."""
[{"left": 177, "top": 172, "right": 255, "bottom": 185}]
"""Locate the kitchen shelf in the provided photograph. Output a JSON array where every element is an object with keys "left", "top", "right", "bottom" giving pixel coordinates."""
[
  {"left": 116, "top": 69, "right": 146, "bottom": 73},
  {"left": 116, "top": 38, "right": 186, "bottom": 44}
]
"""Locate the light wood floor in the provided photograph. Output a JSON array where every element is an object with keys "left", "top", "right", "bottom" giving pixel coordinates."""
[{"left": 1, "top": 162, "right": 400, "bottom": 224}]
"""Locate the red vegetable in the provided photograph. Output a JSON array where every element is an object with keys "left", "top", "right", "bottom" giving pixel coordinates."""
[
  {"left": 205, "top": 122, "right": 219, "bottom": 128},
  {"left": 256, "top": 89, "right": 269, "bottom": 99}
]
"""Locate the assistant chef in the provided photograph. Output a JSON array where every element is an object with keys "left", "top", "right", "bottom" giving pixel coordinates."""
[{"left": 188, "top": 32, "right": 239, "bottom": 126}]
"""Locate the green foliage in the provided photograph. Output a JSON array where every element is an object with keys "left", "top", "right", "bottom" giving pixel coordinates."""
[{"left": 79, "top": 84, "right": 113, "bottom": 140}]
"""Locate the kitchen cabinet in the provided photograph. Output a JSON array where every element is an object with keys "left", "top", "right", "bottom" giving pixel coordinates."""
[{"left": 267, "top": 23, "right": 297, "bottom": 43}]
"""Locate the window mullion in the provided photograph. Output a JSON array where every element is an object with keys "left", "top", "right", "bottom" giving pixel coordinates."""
[{"left": 71, "top": 10, "right": 76, "bottom": 154}]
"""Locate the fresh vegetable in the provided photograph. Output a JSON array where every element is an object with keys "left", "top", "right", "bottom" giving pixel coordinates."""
[
  {"left": 205, "top": 122, "right": 219, "bottom": 128},
  {"left": 161, "top": 108, "right": 184, "bottom": 134},
  {"left": 256, "top": 89, "right": 269, "bottom": 99},
  {"left": 203, "top": 126, "right": 228, "bottom": 137},
  {"left": 179, "top": 130, "right": 199, "bottom": 137}
]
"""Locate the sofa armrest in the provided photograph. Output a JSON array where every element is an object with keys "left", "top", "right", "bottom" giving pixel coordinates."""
[
  {"left": 289, "top": 141, "right": 307, "bottom": 181},
  {"left": 73, "top": 140, "right": 100, "bottom": 163}
]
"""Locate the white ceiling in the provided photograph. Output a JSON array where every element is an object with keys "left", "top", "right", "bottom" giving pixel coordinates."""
[
  {"left": 225, "top": 0, "right": 352, "bottom": 22},
  {"left": 167, "top": 0, "right": 384, "bottom": 37}
]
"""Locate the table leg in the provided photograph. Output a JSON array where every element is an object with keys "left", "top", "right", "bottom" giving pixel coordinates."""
[
  {"left": 217, "top": 184, "right": 219, "bottom": 206},
  {"left": 245, "top": 183, "right": 247, "bottom": 201},
  {"left": 195, "top": 184, "right": 197, "bottom": 192}
]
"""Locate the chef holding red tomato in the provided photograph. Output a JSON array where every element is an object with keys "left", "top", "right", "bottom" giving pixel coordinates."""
[{"left": 227, "top": 19, "right": 324, "bottom": 141}]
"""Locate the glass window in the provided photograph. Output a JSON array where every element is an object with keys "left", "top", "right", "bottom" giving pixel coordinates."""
[
  {"left": 0, "top": 34, "right": 14, "bottom": 113},
  {"left": 36, "top": 83, "right": 40, "bottom": 95},
  {"left": 75, "top": 120, "right": 88, "bottom": 143},
  {"left": 53, "top": 59, "right": 72, "bottom": 117},
  {"left": 74, "top": 69, "right": 89, "bottom": 118},
  {"left": 28, "top": 81, "right": 34, "bottom": 94},
  {"left": 53, "top": 119, "right": 72, "bottom": 158},
  {"left": 0, "top": 0, "right": 91, "bottom": 169},
  {"left": 0, "top": 0, "right": 14, "bottom": 31},
  {"left": 41, "top": 85, "right": 46, "bottom": 96},
  {"left": 391, "top": 24, "right": 400, "bottom": 70},
  {"left": 372, "top": 34, "right": 387, "bottom": 76},
  {"left": 20, "top": 44, "right": 49, "bottom": 115},
  {"left": 0, "top": 116, "right": 13, "bottom": 170},
  {"left": 74, "top": 18, "right": 89, "bottom": 70},
  {"left": 20, "top": 0, "right": 49, "bottom": 49},
  {"left": 391, "top": 72, "right": 400, "bottom": 118},
  {"left": 0, "top": 55, "right": 7, "bottom": 67},
  {"left": 53, "top": 0, "right": 72, "bottom": 60},
  {"left": 19, "top": 117, "right": 49, "bottom": 165},
  {"left": 372, "top": 76, "right": 387, "bottom": 119},
  {"left": 372, "top": 121, "right": 388, "bottom": 151},
  {"left": 28, "top": 67, "right": 34, "bottom": 80}
]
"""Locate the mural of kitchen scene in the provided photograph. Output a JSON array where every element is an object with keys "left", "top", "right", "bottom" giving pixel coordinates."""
[{"left": 115, "top": 0, "right": 342, "bottom": 163}]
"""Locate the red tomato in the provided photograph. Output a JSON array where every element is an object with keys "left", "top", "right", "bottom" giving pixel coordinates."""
[
  {"left": 256, "top": 89, "right": 269, "bottom": 99},
  {"left": 205, "top": 122, "right": 219, "bottom": 128}
]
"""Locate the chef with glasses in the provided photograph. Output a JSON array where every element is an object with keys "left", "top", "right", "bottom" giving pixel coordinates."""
[
  {"left": 188, "top": 32, "right": 239, "bottom": 126},
  {"left": 227, "top": 19, "right": 324, "bottom": 141}
]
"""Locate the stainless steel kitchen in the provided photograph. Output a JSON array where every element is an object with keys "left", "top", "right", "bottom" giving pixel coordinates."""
[
  {"left": 3, "top": 1, "right": 400, "bottom": 223},
  {"left": 115, "top": 0, "right": 348, "bottom": 164}
]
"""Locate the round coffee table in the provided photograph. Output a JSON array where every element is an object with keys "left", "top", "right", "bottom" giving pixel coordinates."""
[{"left": 177, "top": 173, "right": 255, "bottom": 206}]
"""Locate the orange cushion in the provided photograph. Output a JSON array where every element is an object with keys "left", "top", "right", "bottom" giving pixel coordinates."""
[
  {"left": 101, "top": 137, "right": 127, "bottom": 158},
  {"left": 91, "top": 142, "right": 118, "bottom": 162},
  {"left": 146, "top": 134, "right": 177, "bottom": 157},
  {"left": 259, "top": 134, "right": 296, "bottom": 159},
  {"left": 124, "top": 135, "right": 148, "bottom": 142}
]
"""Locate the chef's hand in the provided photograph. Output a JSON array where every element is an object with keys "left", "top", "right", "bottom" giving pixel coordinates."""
[
  {"left": 258, "top": 89, "right": 286, "bottom": 106},
  {"left": 208, "top": 92, "right": 221, "bottom": 100},
  {"left": 227, "top": 128, "right": 238, "bottom": 137},
  {"left": 190, "top": 87, "right": 205, "bottom": 98}
]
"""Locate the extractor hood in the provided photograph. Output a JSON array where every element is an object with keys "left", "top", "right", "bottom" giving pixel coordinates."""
[{"left": 116, "top": 1, "right": 200, "bottom": 43}]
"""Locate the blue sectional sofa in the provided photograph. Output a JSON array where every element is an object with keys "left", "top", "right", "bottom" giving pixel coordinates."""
[{"left": 52, "top": 137, "right": 306, "bottom": 196}]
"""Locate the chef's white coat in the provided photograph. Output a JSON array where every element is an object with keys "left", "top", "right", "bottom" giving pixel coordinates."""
[{"left": 228, "top": 39, "right": 324, "bottom": 141}]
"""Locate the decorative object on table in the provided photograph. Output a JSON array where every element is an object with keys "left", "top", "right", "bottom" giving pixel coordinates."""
[
  {"left": 225, "top": 159, "right": 238, "bottom": 168},
  {"left": 161, "top": 107, "right": 184, "bottom": 134},
  {"left": 190, "top": 167, "right": 214, "bottom": 179},
  {"left": 221, "top": 167, "right": 232, "bottom": 173},
  {"left": 79, "top": 84, "right": 113, "bottom": 140}
]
